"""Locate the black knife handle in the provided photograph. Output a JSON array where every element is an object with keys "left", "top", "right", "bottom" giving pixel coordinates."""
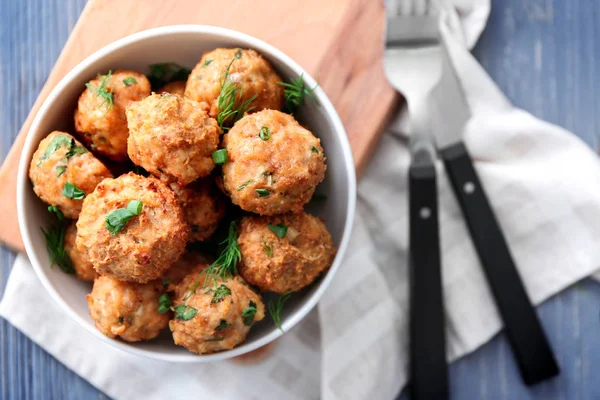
[
  {"left": 440, "top": 142, "right": 559, "bottom": 385},
  {"left": 409, "top": 163, "right": 449, "bottom": 400}
]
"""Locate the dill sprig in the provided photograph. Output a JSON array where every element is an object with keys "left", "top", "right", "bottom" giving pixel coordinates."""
[
  {"left": 201, "top": 221, "right": 241, "bottom": 287},
  {"left": 278, "top": 74, "right": 320, "bottom": 114},
  {"left": 86, "top": 70, "right": 114, "bottom": 112},
  {"left": 41, "top": 215, "right": 74, "bottom": 275},
  {"left": 216, "top": 52, "right": 257, "bottom": 130},
  {"left": 148, "top": 62, "right": 191, "bottom": 89},
  {"left": 268, "top": 291, "right": 294, "bottom": 332}
]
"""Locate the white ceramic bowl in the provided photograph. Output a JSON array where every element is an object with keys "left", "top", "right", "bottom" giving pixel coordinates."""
[{"left": 17, "top": 25, "right": 356, "bottom": 362}]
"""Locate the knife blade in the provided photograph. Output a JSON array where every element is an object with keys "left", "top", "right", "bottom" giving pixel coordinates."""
[{"left": 429, "top": 34, "right": 560, "bottom": 385}]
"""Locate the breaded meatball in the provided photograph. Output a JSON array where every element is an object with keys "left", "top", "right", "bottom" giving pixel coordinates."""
[
  {"left": 76, "top": 173, "right": 188, "bottom": 283},
  {"left": 161, "top": 251, "right": 211, "bottom": 285},
  {"left": 157, "top": 80, "right": 186, "bottom": 96},
  {"left": 64, "top": 222, "right": 96, "bottom": 281},
  {"left": 169, "top": 179, "right": 226, "bottom": 242},
  {"left": 75, "top": 69, "right": 151, "bottom": 161},
  {"left": 29, "top": 131, "right": 112, "bottom": 219},
  {"left": 126, "top": 94, "right": 220, "bottom": 185},
  {"left": 184, "top": 48, "right": 284, "bottom": 122},
  {"left": 222, "top": 110, "right": 326, "bottom": 215},
  {"left": 238, "top": 212, "right": 335, "bottom": 293},
  {"left": 86, "top": 275, "right": 169, "bottom": 342},
  {"left": 169, "top": 270, "right": 265, "bottom": 354}
]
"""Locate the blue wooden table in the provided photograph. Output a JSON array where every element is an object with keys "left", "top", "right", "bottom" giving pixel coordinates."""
[{"left": 1, "top": 1, "right": 599, "bottom": 399}]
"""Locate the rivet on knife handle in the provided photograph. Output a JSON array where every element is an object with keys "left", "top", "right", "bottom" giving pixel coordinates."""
[
  {"left": 440, "top": 142, "right": 560, "bottom": 385},
  {"left": 409, "top": 164, "right": 449, "bottom": 400}
]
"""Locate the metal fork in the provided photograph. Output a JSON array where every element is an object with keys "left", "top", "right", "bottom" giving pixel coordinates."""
[{"left": 383, "top": 2, "right": 449, "bottom": 399}]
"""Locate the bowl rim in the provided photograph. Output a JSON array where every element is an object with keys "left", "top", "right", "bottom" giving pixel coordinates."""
[{"left": 17, "top": 24, "right": 357, "bottom": 363}]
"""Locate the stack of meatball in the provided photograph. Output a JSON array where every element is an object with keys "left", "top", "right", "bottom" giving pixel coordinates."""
[{"left": 28, "top": 48, "right": 336, "bottom": 355}]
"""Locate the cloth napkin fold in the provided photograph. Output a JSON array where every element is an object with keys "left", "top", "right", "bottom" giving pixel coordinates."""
[{"left": 3, "top": 1, "right": 600, "bottom": 399}]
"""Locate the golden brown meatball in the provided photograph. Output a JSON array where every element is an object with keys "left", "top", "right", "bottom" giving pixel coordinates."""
[
  {"left": 168, "top": 270, "right": 265, "bottom": 354},
  {"left": 169, "top": 179, "right": 226, "bottom": 242},
  {"left": 222, "top": 110, "right": 326, "bottom": 215},
  {"left": 76, "top": 173, "right": 189, "bottom": 283},
  {"left": 126, "top": 94, "right": 220, "bottom": 185},
  {"left": 29, "top": 131, "right": 113, "bottom": 219},
  {"left": 75, "top": 69, "right": 151, "bottom": 161},
  {"left": 238, "top": 212, "right": 335, "bottom": 293},
  {"left": 86, "top": 275, "right": 169, "bottom": 342},
  {"left": 161, "top": 251, "right": 211, "bottom": 285},
  {"left": 157, "top": 80, "right": 186, "bottom": 96},
  {"left": 184, "top": 48, "right": 284, "bottom": 122},
  {"left": 64, "top": 222, "right": 96, "bottom": 281}
]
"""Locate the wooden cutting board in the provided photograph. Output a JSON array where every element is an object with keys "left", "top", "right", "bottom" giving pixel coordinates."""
[{"left": 0, "top": 0, "right": 399, "bottom": 252}]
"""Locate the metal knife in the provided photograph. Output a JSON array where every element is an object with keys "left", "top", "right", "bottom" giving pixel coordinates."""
[{"left": 429, "top": 35, "right": 560, "bottom": 385}]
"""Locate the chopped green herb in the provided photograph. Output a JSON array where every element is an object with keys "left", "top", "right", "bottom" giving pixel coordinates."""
[
  {"left": 262, "top": 238, "right": 273, "bottom": 258},
  {"left": 184, "top": 281, "right": 200, "bottom": 300},
  {"left": 234, "top": 49, "right": 243, "bottom": 59},
  {"left": 105, "top": 200, "right": 143, "bottom": 235},
  {"left": 38, "top": 134, "right": 83, "bottom": 165},
  {"left": 268, "top": 223, "right": 288, "bottom": 238},
  {"left": 205, "top": 336, "right": 224, "bottom": 342},
  {"left": 41, "top": 223, "right": 74, "bottom": 275},
  {"left": 158, "top": 293, "right": 171, "bottom": 314},
  {"left": 86, "top": 70, "right": 114, "bottom": 112},
  {"left": 310, "top": 146, "right": 319, "bottom": 153},
  {"left": 148, "top": 62, "right": 190, "bottom": 89},
  {"left": 202, "top": 59, "right": 213, "bottom": 68},
  {"left": 201, "top": 222, "right": 241, "bottom": 287},
  {"left": 217, "top": 54, "right": 257, "bottom": 130},
  {"left": 122, "top": 77, "right": 137, "bottom": 86},
  {"left": 62, "top": 182, "right": 85, "bottom": 200},
  {"left": 259, "top": 126, "right": 271, "bottom": 141},
  {"left": 56, "top": 165, "right": 66, "bottom": 177},
  {"left": 268, "top": 292, "right": 293, "bottom": 332},
  {"left": 242, "top": 301, "right": 258, "bottom": 326},
  {"left": 278, "top": 74, "right": 320, "bottom": 114},
  {"left": 212, "top": 149, "right": 228, "bottom": 165},
  {"left": 237, "top": 180, "right": 253, "bottom": 191},
  {"left": 66, "top": 145, "right": 87, "bottom": 159},
  {"left": 174, "top": 305, "right": 198, "bottom": 321},
  {"left": 256, "top": 189, "right": 270, "bottom": 197},
  {"left": 47, "top": 205, "right": 64, "bottom": 221},
  {"left": 211, "top": 284, "right": 232, "bottom": 304},
  {"left": 215, "top": 319, "right": 229, "bottom": 331}
]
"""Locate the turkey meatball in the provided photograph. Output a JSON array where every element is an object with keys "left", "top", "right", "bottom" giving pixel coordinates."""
[
  {"left": 184, "top": 48, "right": 283, "bottom": 123},
  {"left": 126, "top": 93, "right": 220, "bottom": 185},
  {"left": 169, "top": 269, "right": 265, "bottom": 354},
  {"left": 29, "top": 131, "right": 112, "bottom": 219},
  {"left": 64, "top": 222, "right": 96, "bottom": 281},
  {"left": 74, "top": 69, "right": 151, "bottom": 161},
  {"left": 86, "top": 275, "right": 169, "bottom": 342},
  {"left": 169, "top": 179, "right": 226, "bottom": 242},
  {"left": 222, "top": 110, "right": 326, "bottom": 215},
  {"left": 238, "top": 212, "right": 335, "bottom": 293},
  {"left": 157, "top": 80, "right": 186, "bottom": 96},
  {"left": 76, "top": 173, "right": 188, "bottom": 283}
]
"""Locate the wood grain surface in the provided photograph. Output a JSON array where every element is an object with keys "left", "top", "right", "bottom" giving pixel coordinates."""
[{"left": 0, "top": 0, "right": 398, "bottom": 252}]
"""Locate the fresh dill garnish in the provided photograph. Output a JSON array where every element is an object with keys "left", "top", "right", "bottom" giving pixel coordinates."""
[
  {"left": 65, "top": 144, "right": 86, "bottom": 158},
  {"left": 47, "top": 205, "right": 64, "bottom": 221},
  {"left": 216, "top": 53, "right": 257, "bottom": 130},
  {"left": 310, "top": 146, "right": 319, "bottom": 153},
  {"left": 202, "top": 59, "right": 213, "bottom": 68},
  {"left": 278, "top": 74, "right": 320, "bottom": 114},
  {"left": 56, "top": 165, "right": 66, "bottom": 177},
  {"left": 205, "top": 336, "right": 224, "bottom": 342},
  {"left": 268, "top": 292, "right": 293, "bottom": 332},
  {"left": 261, "top": 238, "right": 273, "bottom": 258},
  {"left": 215, "top": 319, "right": 229, "bottom": 331},
  {"left": 201, "top": 221, "right": 241, "bottom": 287},
  {"left": 122, "top": 77, "right": 137, "bottom": 86},
  {"left": 237, "top": 180, "right": 253, "bottom": 191},
  {"left": 86, "top": 70, "right": 114, "bottom": 112},
  {"left": 174, "top": 305, "right": 198, "bottom": 321},
  {"left": 62, "top": 182, "right": 85, "bottom": 200},
  {"left": 158, "top": 293, "right": 171, "bottom": 314},
  {"left": 148, "top": 62, "right": 190, "bottom": 89},
  {"left": 256, "top": 189, "right": 270, "bottom": 197},
  {"left": 184, "top": 281, "right": 201, "bottom": 300},
  {"left": 41, "top": 220, "right": 74, "bottom": 275},
  {"left": 242, "top": 301, "right": 258, "bottom": 326},
  {"left": 268, "top": 223, "right": 288, "bottom": 238},
  {"left": 259, "top": 126, "right": 271, "bottom": 141},
  {"left": 211, "top": 284, "right": 232, "bottom": 304},
  {"left": 105, "top": 200, "right": 143, "bottom": 235}
]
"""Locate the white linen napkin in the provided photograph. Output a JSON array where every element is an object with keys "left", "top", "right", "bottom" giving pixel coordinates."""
[{"left": 3, "top": 1, "right": 600, "bottom": 399}]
